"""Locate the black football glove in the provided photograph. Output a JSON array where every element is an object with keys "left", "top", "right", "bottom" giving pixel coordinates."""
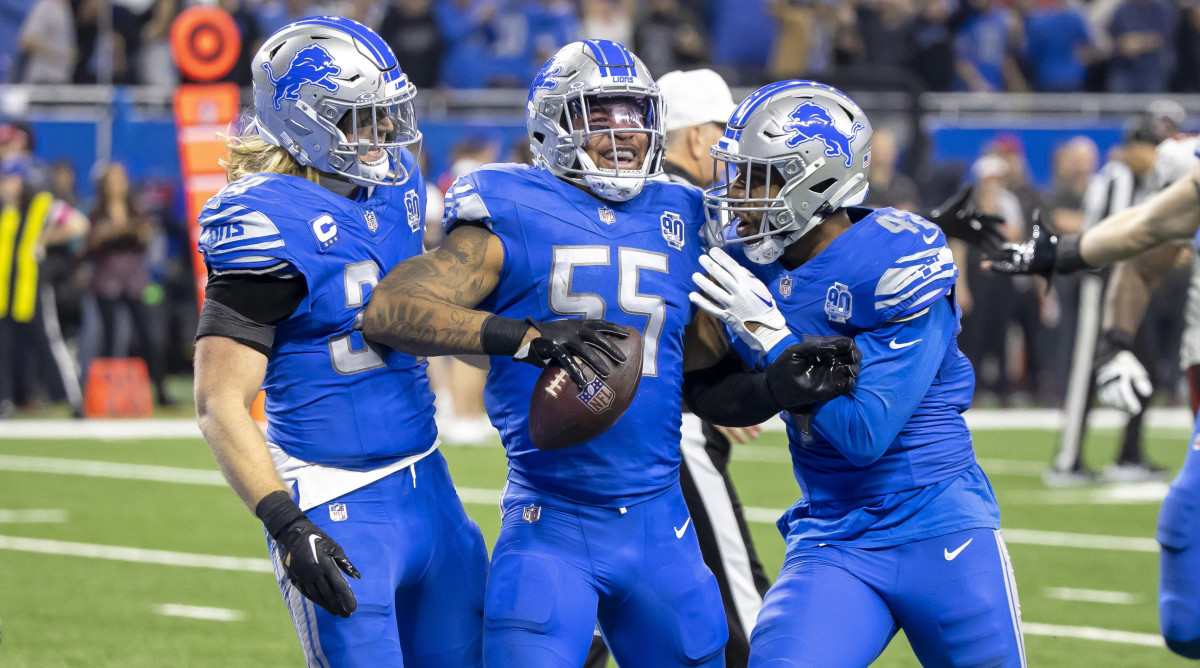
[
  {"left": 256, "top": 491, "right": 360, "bottom": 618},
  {"left": 763, "top": 336, "right": 861, "bottom": 410},
  {"left": 925, "top": 184, "right": 1005, "bottom": 252},
  {"left": 984, "top": 210, "right": 1089, "bottom": 278},
  {"left": 514, "top": 318, "right": 628, "bottom": 389}
]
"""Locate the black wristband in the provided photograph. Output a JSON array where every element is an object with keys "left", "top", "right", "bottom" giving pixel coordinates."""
[
  {"left": 1055, "top": 234, "right": 1090, "bottom": 274},
  {"left": 1100, "top": 327, "right": 1136, "bottom": 352},
  {"left": 480, "top": 315, "right": 530, "bottom": 356},
  {"left": 254, "top": 490, "right": 306, "bottom": 540}
]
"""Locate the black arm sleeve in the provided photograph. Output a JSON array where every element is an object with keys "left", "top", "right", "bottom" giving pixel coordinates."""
[
  {"left": 682, "top": 349, "right": 784, "bottom": 427},
  {"left": 195, "top": 271, "right": 309, "bottom": 355}
]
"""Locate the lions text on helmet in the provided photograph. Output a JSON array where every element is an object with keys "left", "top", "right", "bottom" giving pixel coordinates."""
[
  {"left": 527, "top": 40, "right": 665, "bottom": 202},
  {"left": 250, "top": 16, "right": 422, "bottom": 187},
  {"left": 704, "top": 80, "right": 872, "bottom": 264}
]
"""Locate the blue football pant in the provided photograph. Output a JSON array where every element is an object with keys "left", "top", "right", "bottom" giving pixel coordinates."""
[
  {"left": 484, "top": 480, "right": 728, "bottom": 668},
  {"left": 268, "top": 450, "right": 489, "bottom": 668},
  {"left": 749, "top": 528, "right": 1025, "bottom": 668},
  {"left": 1159, "top": 416, "right": 1200, "bottom": 658}
]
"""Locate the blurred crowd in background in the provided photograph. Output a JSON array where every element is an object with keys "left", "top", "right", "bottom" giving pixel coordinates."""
[
  {"left": 2, "top": 0, "right": 1199, "bottom": 432},
  {"left": 6, "top": 0, "right": 1200, "bottom": 93}
]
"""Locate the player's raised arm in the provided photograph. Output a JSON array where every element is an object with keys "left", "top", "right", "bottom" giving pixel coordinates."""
[
  {"left": 987, "top": 164, "right": 1200, "bottom": 275},
  {"left": 361, "top": 222, "right": 628, "bottom": 389}
]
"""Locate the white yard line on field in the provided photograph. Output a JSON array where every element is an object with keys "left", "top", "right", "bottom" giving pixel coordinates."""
[
  {"left": 155, "top": 604, "right": 246, "bottom": 622},
  {"left": 0, "top": 455, "right": 226, "bottom": 485},
  {"left": 0, "top": 535, "right": 273, "bottom": 572},
  {"left": 1003, "top": 482, "right": 1169, "bottom": 505},
  {"left": 0, "top": 509, "right": 66, "bottom": 523},
  {"left": 1022, "top": 622, "right": 1164, "bottom": 647},
  {"left": 0, "top": 408, "right": 1194, "bottom": 440},
  {"left": 1045, "top": 587, "right": 1142, "bottom": 605}
]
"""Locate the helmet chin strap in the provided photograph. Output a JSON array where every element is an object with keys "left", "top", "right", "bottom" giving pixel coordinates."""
[{"left": 577, "top": 149, "right": 645, "bottom": 202}]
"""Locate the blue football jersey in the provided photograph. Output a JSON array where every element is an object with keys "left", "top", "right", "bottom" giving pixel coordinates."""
[
  {"left": 444, "top": 164, "right": 706, "bottom": 507},
  {"left": 734, "top": 207, "right": 1000, "bottom": 546},
  {"left": 197, "top": 156, "right": 437, "bottom": 470}
]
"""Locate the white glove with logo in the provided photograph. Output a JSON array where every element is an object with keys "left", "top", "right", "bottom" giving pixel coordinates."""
[
  {"left": 1095, "top": 350, "right": 1153, "bottom": 415},
  {"left": 690, "top": 247, "right": 792, "bottom": 358}
]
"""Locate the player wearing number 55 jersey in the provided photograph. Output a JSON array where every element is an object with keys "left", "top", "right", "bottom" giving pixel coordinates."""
[
  {"left": 193, "top": 18, "right": 487, "bottom": 667},
  {"left": 687, "top": 81, "right": 1024, "bottom": 667},
  {"left": 362, "top": 42, "right": 859, "bottom": 668}
]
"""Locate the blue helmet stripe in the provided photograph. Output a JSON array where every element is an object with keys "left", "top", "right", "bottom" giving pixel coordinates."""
[
  {"left": 584, "top": 39, "right": 635, "bottom": 78},
  {"left": 727, "top": 80, "right": 816, "bottom": 129},
  {"left": 294, "top": 16, "right": 401, "bottom": 83}
]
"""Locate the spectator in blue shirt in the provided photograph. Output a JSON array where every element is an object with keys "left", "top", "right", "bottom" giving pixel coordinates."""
[
  {"left": 953, "top": 0, "right": 1025, "bottom": 92},
  {"left": 1024, "top": 0, "right": 1094, "bottom": 92},
  {"left": 1107, "top": 0, "right": 1178, "bottom": 93},
  {"left": 522, "top": 0, "right": 577, "bottom": 83},
  {"left": 435, "top": 0, "right": 496, "bottom": 89}
]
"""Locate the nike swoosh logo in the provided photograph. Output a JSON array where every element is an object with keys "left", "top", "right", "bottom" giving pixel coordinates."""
[
  {"left": 755, "top": 293, "right": 774, "bottom": 308},
  {"left": 922, "top": 232, "right": 938, "bottom": 244},
  {"left": 674, "top": 518, "right": 692, "bottom": 539},
  {"left": 944, "top": 538, "right": 973, "bottom": 561},
  {"left": 308, "top": 534, "right": 321, "bottom": 562},
  {"left": 888, "top": 338, "right": 922, "bottom": 349}
]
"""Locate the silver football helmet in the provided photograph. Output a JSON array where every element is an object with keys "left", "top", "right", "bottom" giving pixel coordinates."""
[
  {"left": 527, "top": 40, "right": 664, "bottom": 202},
  {"left": 251, "top": 16, "right": 421, "bottom": 186},
  {"left": 706, "top": 80, "right": 872, "bottom": 264}
]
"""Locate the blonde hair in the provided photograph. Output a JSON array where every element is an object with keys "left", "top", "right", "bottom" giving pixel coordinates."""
[{"left": 220, "top": 120, "right": 320, "bottom": 184}]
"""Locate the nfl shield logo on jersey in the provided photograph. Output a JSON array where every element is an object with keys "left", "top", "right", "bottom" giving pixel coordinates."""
[
  {"left": 328, "top": 503, "right": 348, "bottom": 522},
  {"left": 660, "top": 211, "right": 685, "bottom": 250},
  {"left": 522, "top": 504, "right": 541, "bottom": 523},
  {"left": 598, "top": 207, "right": 616, "bottom": 224},
  {"left": 404, "top": 190, "right": 421, "bottom": 232},
  {"left": 364, "top": 210, "right": 378, "bottom": 233},
  {"left": 577, "top": 376, "right": 616, "bottom": 414},
  {"left": 824, "top": 282, "right": 852, "bottom": 323},
  {"left": 779, "top": 276, "right": 793, "bottom": 297}
]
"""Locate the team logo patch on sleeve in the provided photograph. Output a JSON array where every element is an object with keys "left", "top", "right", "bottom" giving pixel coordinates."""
[
  {"left": 404, "top": 191, "right": 421, "bottom": 232},
  {"left": 577, "top": 376, "right": 616, "bottom": 414},
  {"left": 660, "top": 211, "right": 685, "bottom": 250},
  {"left": 824, "top": 281, "right": 852, "bottom": 323}
]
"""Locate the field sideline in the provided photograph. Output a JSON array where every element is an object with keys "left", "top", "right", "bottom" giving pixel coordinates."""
[{"left": 0, "top": 413, "right": 1195, "bottom": 666}]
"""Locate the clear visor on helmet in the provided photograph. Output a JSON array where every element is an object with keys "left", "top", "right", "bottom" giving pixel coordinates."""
[
  {"left": 329, "top": 83, "right": 422, "bottom": 185},
  {"left": 559, "top": 92, "right": 662, "bottom": 179},
  {"left": 703, "top": 147, "right": 797, "bottom": 247}
]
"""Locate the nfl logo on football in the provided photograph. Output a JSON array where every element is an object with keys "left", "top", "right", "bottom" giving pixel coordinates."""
[
  {"left": 660, "top": 211, "right": 685, "bottom": 250},
  {"left": 364, "top": 210, "right": 378, "bottom": 233},
  {"left": 779, "top": 276, "right": 793, "bottom": 297},
  {"left": 522, "top": 504, "right": 541, "bottom": 523},
  {"left": 405, "top": 191, "right": 421, "bottom": 232},
  {"left": 598, "top": 207, "right": 616, "bottom": 224},
  {"left": 576, "top": 376, "right": 616, "bottom": 414},
  {"left": 824, "top": 282, "right": 852, "bottom": 323},
  {"left": 328, "top": 503, "right": 348, "bottom": 522}
]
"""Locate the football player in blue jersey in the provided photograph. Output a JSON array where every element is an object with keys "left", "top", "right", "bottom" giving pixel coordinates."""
[
  {"left": 192, "top": 18, "right": 488, "bottom": 667},
  {"left": 361, "top": 41, "right": 860, "bottom": 668},
  {"left": 987, "top": 148, "right": 1200, "bottom": 658},
  {"left": 687, "top": 81, "right": 1026, "bottom": 667}
]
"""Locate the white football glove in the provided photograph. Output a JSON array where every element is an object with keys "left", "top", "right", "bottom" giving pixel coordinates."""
[
  {"left": 1095, "top": 350, "right": 1153, "bottom": 415},
  {"left": 690, "top": 247, "right": 792, "bottom": 359}
]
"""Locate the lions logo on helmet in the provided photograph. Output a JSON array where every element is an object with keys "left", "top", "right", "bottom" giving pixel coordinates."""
[
  {"left": 704, "top": 80, "right": 873, "bottom": 264},
  {"left": 263, "top": 44, "right": 342, "bottom": 111},
  {"left": 251, "top": 16, "right": 422, "bottom": 187},
  {"left": 526, "top": 40, "right": 665, "bottom": 202},
  {"left": 783, "top": 101, "right": 864, "bottom": 168}
]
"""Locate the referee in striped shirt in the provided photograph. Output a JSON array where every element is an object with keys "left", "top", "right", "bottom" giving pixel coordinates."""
[{"left": 1053, "top": 108, "right": 1184, "bottom": 484}]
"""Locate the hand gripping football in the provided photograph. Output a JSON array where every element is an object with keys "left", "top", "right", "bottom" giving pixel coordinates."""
[{"left": 528, "top": 327, "right": 644, "bottom": 450}]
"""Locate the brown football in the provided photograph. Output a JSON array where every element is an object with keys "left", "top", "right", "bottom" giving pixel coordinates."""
[{"left": 528, "top": 327, "right": 644, "bottom": 451}]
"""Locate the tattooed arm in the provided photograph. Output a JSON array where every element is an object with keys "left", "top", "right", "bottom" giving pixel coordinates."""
[{"left": 361, "top": 224, "right": 524, "bottom": 356}]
